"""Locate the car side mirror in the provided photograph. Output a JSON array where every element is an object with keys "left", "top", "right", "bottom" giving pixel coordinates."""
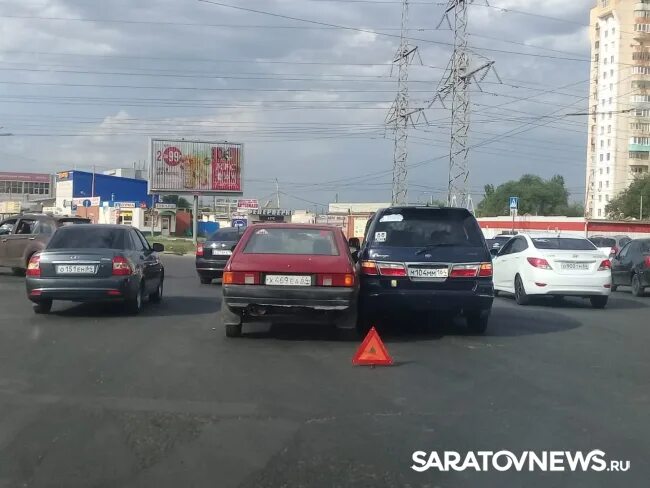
[
  {"left": 152, "top": 243, "right": 164, "bottom": 252},
  {"left": 348, "top": 237, "right": 361, "bottom": 252},
  {"left": 351, "top": 250, "right": 360, "bottom": 262}
]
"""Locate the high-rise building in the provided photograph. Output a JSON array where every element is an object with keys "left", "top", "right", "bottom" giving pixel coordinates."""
[{"left": 586, "top": 0, "right": 650, "bottom": 219}]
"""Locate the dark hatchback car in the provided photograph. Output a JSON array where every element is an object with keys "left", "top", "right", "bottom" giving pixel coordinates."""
[
  {"left": 611, "top": 238, "right": 650, "bottom": 297},
  {"left": 357, "top": 206, "right": 494, "bottom": 334},
  {"left": 196, "top": 227, "right": 244, "bottom": 284},
  {"left": 25, "top": 224, "right": 165, "bottom": 314}
]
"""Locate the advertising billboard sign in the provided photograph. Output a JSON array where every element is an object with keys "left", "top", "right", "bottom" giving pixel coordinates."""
[
  {"left": 237, "top": 199, "right": 259, "bottom": 210},
  {"left": 149, "top": 139, "right": 243, "bottom": 195}
]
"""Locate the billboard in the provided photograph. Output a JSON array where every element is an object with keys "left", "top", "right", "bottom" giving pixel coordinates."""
[{"left": 149, "top": 139, "right": 243, "bottom": 195}]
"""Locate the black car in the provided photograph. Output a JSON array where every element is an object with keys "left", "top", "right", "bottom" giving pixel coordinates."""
[
  {"left": 196, "top": 227, "right": 244, "bottom": 284},
  {"left": 486, "top": 234, "right": 515, "bottom": 252},
  {"left": 25, "top": 224, "right": 165, "bottom": 314},
  {"left": 611, "top": 238, "right": 650, "bottom": 297},
  {"left": 356, "top": 207, "right": 494, "bottom": 334}
]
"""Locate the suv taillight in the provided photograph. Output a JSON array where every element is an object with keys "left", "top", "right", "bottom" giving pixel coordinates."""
[
  {"left": 196, "top": 244, "right": 204, "bottom": 257},
  {"left": 377, "top": 262, "right": 407, "bottom": 277},
  {"left": 449, "top": 264, "right": 479, "bottom": 278},
  {"left": 223, "top": 271, "right": 260, "bottom": 285},
  {"left": 26, "top": 254, "right": 41, "bottom": 277},
  {"left": 478, "top": 262, "right": 493, "bottom": 277},
  {"left": 360, "top": 260, "right": 378, "bottom": 275},
  {"left": 112, "top": 256, "right": 132, "bottom": 276}
]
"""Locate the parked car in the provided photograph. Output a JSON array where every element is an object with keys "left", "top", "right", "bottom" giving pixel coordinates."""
[
  {"left": 196, "top": 227, "right": 245, "bottom": 284},
  {"left": 492, "top": 233, "right": 611, "bottom": 308},
  {"left": 589, "top": 235, "right": 631, "bottom": 258},
  {"left": 357, "top": 206, "right": 494, "bottom": 334},
  {"left": 220, "top": 224, "right": 358, "bottom": 337},
  {"left": 25, "top": 224, "right": 165, "bottom": 314},
  {"left": 610, "top": 238, "right": 650, "bottom": 297},
  {"left": 0, "top": 213, "right": 89, "bottom": 275}
]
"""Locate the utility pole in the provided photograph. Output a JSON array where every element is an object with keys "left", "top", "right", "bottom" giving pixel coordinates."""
[
  {"left": 641, "top": 195, "right": 644, "bottom": 220},
  {"left": 387, "top": 0, "right": 423, "bottom": 205},
  {"left": 431, "top": 0, "right": 499, "bottom": 209},
  {"left": 275, "top": 178, "right": 281, "bottom": 208}
]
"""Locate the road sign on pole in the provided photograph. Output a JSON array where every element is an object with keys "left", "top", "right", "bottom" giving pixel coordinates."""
[{"left": 509, "top": 196, "right": 519, "bottom": 210}]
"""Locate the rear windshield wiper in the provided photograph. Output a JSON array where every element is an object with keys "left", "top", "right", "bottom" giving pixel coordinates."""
[{"left": 415, "top": 243, "right": 458, "bottom": 255}]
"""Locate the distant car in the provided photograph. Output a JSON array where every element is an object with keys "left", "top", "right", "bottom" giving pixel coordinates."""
[
  {"left": 357, "top": 206, "right": 494, "bottom": 334},
  {"left": 220, "top": 224, "right": 358, "bottom": 337},
  {"left": 492, "top": 233, "right": 611, "bottom": 308},
  {"left": 25, "top": 224, "right": 165, "bottom": 314},
  {"left": 196, "top": 227, "right": 244, "bottom": 284},
  {"left": 610, "top": 238, "right": 650, "bottom": 297},
  {"left": 589, "top": 235, "right": 631, "bottom": 258},
  {"left": 486, "top": 234, "right": 514, "bottom": 253},
  {"left": 0, "top": 213, "right": 89, "bottom": 275}
]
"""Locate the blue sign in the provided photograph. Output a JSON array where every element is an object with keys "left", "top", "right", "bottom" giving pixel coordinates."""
[
  {"left": 509, "top": 196, "right": 519, "bottom": 210},
  {"left": 71, "top": 204, "right": 78, "bottom": 211},
  {"left": 232, "top": 219, "right": 247, "bottom": 228},
  {"left": 82, "top": 199, "right": 92, "bottom": 208}
]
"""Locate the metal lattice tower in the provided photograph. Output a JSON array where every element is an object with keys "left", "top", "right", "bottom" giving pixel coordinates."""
[
  {"left": 432, "top": 0, "right": 499, "bottom": 208},
  {"left": 387, "top": 0, "right": 422, "bottom": 205}
]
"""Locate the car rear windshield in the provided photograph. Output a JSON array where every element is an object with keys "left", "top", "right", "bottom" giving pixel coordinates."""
[
  {"left": 590, "top": 237, "right": 616, "bottom": 247},
  {"left": 370, "top": 209, "right": 484, "bottom": 247},
  {"left": 207, "top": 228, "right": 243, "bottom": 241},
  {"left": 244, "top": 228, "right": 339, "bottom": 255},
  {"left": 57, "top": 218, "right": 90, "bottom": 226},
  {"left": 532, "top": 238, "right": 597, "bottom": 251},
  {"left": 47, "top": 227, "right": 127, "bottom": 249}
]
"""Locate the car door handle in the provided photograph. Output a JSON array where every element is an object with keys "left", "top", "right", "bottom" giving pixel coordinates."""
[{"left": 28, "top": 237, "right": 35, "bottom": 240}]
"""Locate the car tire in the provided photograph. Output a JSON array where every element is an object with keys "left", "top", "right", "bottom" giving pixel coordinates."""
[
  {"left": 631, "top": 274, "right": 645, "bottom": 297},
  {"left": 11, "top": 267, "right": 25, "bottom": 276},
  {"left": 33, "top": 300, "right": 52, "bottom": 314},
  {"left": 493, "top": 289, "right": 500, "bottom": 297},
  {"left": 590, "top": 296, "right": 608, "bottom": 309},
  {"left": 125, "top": 283, "right": 144, "bottom": 315},
  {"left": 466, "top": 310, "right": 489, "bottom": 334},
  {"left": 200, "top": 276, "right": 213, "bottom": 285},
  {"left": 149, "top": 279, "right": 163, "bottom": 303},
  {"left": 610, "top": 284, "right": 618, "bottom": 292},
  {"left": 514, "top": 275, "right": 530, "bottom": 306},
  {"left": 225, "top": 324, "right": 242, "bottom": 338}
]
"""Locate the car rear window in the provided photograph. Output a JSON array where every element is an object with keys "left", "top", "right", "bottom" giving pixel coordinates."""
[
  {"left": 47, "top": 227, "right": 127, "bottom": 249},
  {"left": 208, "top": 228, "right": 242, "bottom": 241},
  {"left": 590, "top": 237, "right": 616, "bottom": 247},
  {"left": 57, "top": 218, "right": 90, "bottom": 226},
  {"left": 370, "top": 209, "right": 483, "bottom": 247},
  {"left": 532, "top": 238, "right": 597, "bottom": 251},
  {"left": 244, "top": 228, "right": 339, "bottom": 255}
]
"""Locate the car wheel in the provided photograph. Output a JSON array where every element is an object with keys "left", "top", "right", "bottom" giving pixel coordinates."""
[
  {"left": 126, "top": 284, "right": 144, "bottom": 314},
  {"left": 631, "top": 274, "right": 645, "bottom": 297},
  {"left": 514, "top": 275, "right": 530, "bottom": 306},
  {"left": 11, "top": 267, "right": 25, "bottom": 276},
  {"left": 200, "top": 276, "right": 213, "bottom": 284},
  {"left": 610, "top": 284, "right": 618, "bottom": 292},
  {"left": 33, "top": 300, "right": 52, "bottom": 314},
  {"left": 466, "top": 310, "right": 489, "bottom": 334},
  {"left": 590, "top": 296, "right": 608, "bottom": 309},
  {"left": 149, "top": 279, "right": 163, "bottom": 303},
  {"left": 225, "top": 324, "right": 242, "bottom": 338},
  {"left": 493, "top": 289, "right": 500, "bottom": 297}
]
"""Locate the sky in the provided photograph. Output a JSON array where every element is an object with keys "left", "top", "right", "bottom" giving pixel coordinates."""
[{"left": 0, "top": 0, "right": 594, "bottom": 209}]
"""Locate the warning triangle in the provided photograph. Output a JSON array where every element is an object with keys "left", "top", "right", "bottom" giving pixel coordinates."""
[{"left": 352, "top": 327, "right": 393, "bottom": 366}]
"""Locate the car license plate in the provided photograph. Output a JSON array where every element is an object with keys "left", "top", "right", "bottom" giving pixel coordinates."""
[
  {"left": 211, "top": 249, "right": 232, "bottom": 256},
  {"left": 561, "top": 262, "right": 590, "bottom": 271},
  {"left": 56, "top": 264, "right": 97, "bottom": 275},
  {"left": 408, "top": 267, "right": 449, "bottom": 279},
  {"left": 265, "top": 275, "right": 312, "bottom": 286}
]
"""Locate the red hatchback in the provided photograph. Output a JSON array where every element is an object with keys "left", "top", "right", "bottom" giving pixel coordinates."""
[{"left": 220, "top": 224, "right": 358, "bottom": 337}]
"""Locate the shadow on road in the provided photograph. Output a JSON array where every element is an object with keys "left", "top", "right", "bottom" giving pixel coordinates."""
[
  {"left": 496, "top": 293, "right": 648, "bottom": 310},
  {"left": 50, "top": 296, "right": 218, "bottom": 317},
  {"left": 485, "top": 307, "right": 582, "bottom": 337}
]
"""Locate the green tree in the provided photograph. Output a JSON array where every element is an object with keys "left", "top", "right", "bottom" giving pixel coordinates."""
[
  {"left": 605, "top": 173, "right": 650, "bottom": 219},
  {"left": 477, "top": 174, "right": 573, "bottom": 217},
  {"left": 162, "top": 195, "right": 191, "bottom": 209}
]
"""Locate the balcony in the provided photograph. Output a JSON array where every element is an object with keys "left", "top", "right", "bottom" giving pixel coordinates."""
[{"left": 635, "top": 4, "right": 650, "bottom": 11}]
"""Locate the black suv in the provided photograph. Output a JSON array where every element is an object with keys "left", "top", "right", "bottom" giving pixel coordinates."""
[{"left": 356, "top": 207, "right": 494, "bottom": 334}]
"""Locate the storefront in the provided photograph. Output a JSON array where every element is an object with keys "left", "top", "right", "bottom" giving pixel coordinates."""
[{"left": 249, "top": 208, "right": 293, "bottom": 223}]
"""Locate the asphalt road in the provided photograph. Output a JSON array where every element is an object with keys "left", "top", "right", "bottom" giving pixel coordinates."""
[{"left": 0, "top": 255, "right": 648, "bottom": 488}]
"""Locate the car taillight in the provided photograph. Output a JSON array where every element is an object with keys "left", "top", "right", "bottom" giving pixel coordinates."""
[
  {"left": 317, "top": 273, "right": 355, "bottom": 287},
  {"left": 478, "top": 262, "right": 493, "bottom": 277},
  {"left": 112, "top": 256, "right": 132, "bottom": 276},
  {"left": 644, "top": 256, "right": 650, "bottom": 268},
  {"left": 598, "top": 259, "right": 612, "bottom": 271},
  {"left": 223, "top": 271, "right": 260, "bottom": 285},
  {"left": 377, "top": 262, "right": 407, "bottom": 277},
  {"left": 196, "top": 244, "right": 204, "bottom": 257},
  {"left": 449, "top": 264, "right": 479, "bottom": 278},
  {"left": 527, "top": 257, "right": 552, "bottom": 270},
  {"left": 360, "top": 260, "right": 378, "bottom": 275},
  {"left": 26, "top": 254, "right": 41, "bottom": 277}
]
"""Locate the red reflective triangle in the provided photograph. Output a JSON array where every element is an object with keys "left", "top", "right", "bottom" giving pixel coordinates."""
[{"left": 352, "top": 327, "right": 393, "bottom": 366}]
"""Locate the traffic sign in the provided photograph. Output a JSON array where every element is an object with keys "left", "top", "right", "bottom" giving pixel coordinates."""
[
  {"left": 82, "top": 199, "right": 92, "bottom": 208},
  {"left": 509, "top": 196, "right": 519, "bottom": 210},
  {"left": 352, "top": 327, "right": 393, "bottom": 366},
  {"left": 232, "top": 218, "right": 247, "bottom": 228},
  {"left": 71, "top": 204, "right": 78, "bottom": 211}
]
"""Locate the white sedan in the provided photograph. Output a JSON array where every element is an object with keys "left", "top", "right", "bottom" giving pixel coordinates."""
[{"left": 492, "top": 233, "right": 612, "bottom": 308}]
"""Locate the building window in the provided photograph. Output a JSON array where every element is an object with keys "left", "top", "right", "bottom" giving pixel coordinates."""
[
  {"left": 612, "top": 27, "right": 615, "bottom": 34},
  {"left": 607, "top": 167, "right": 610, "bottom": 174},
  {"left": 608, "top": 125, "right": 611, "bottom": 133},
  {"left": 634, "top": 108, "right": 650, "bottom": 117},
  {"left": 605, "top": 30, "right": 608, "bottom": 38},
  {"left": 1, "top": 181, "right": 25, "bottom": 194},
  {"left": 601, "top": 113, "right": 605, "bottom": 121},
  {"left": 610, "top": 69, "right": 614, "bottom": 76},
  {"left": 630, "top": 151, "right": 650, "bottom": 159},
  {"left": 598, "top": 209, "right": 602, "bottom": 217},
  {"left": 606, "top": 180, "right": 609, "bottom": 188},
  {"left": 603, "top": 71, "right": 607, "bottom": 79},
  {"left": 608, "top": 139, "right": 611, "bottom": 146},
  {"left": 601, "top": 140, "right": 604, "bottom": 148},
  {"left": 599, "top": 181, "right": 603, "bottom": 189},
  {"left": 599, "top": 195, "right": 602, "bottom": 202},
  {"left": 606, "top": 195, "right": 609, "bottom": 201},
  {"left": 611, "top": 55, "right": 614, "bottom": 63},
  {"left": 606, "top": 153, "right": 611, "bottom": 161},
  {"left": 631, "top": 136, "right": 650, "bottom": 144},
  {"left": 632, "top": 66, "right": 650, "bottom": 75},
  {"left": 600, "top": 126, "right": 604, "bottom": 134},
  {"left": 600, "top": 168, "right": 603, "bottom": 175},
  {"left": 600, "top": 154, "right": 604, "bottom": 161},
  {"left": 604, "top": 57, "right": 608, "bottom": 65},
  {"left": 608, "top": 112, "right": 612, "bottom": 119},
  {"left": 609, "top": 97, "right": 612, "bottom": 104},
  {"left": 609, "top": 83, "right": 613, "bottom": 91}
]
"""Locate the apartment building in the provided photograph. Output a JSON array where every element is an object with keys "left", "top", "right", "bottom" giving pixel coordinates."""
[{"left": 586, "top": 0, "right": 650, "bottom": 218}]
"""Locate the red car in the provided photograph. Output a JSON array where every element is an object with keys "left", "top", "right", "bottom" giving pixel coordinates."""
[{"left": 220, "top": 224, "right": 358, "bottom": 337}]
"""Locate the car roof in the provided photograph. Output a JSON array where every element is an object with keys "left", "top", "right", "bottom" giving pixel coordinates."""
[
  {"left": 56, "top": 223, "right": 129, "bottom": 230},
  {"left": 5, "top": 214, "right": 88, "bottom": 221},
  {"left": 247, "top": 223, "right": 341, "bottom": 231},
  {"left": 518, "top": 233, "right": 587, "bottom": 240}
]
